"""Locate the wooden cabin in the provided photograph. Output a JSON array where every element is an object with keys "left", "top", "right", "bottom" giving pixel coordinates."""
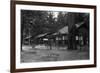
[
  {"left": 33, "top": 26, "right": 68, "bottom": 50},
  {"left": 68, "top": 21, "right": 89, "bottom": 50}
]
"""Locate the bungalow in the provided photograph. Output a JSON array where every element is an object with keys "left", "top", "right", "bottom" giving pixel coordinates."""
[
  {"left": 68, "top": 20, "right": 89, "bottom": 50},
  {"left": 75, "top": 22, "right": 89, "bottom": 49},
  {"left": 33, "top": 26, "right": 68, "bottom": 50}
]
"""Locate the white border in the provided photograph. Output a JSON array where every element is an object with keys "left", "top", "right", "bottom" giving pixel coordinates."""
[{"left": 16, "top": 4, "right": 94, "bottom": 69}]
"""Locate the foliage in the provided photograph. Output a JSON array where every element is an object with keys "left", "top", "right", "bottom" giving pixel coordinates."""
[{"left": 21, "top": 10, "right": 68, "bottom": 40}]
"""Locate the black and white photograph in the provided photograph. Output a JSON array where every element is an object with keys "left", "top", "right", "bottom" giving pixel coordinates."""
[
  {"left": 11, "top": 1, "right": 96, "bottom": 72},
  {"left": 21, "top": 10, "right": 90, "bottom": 63}
]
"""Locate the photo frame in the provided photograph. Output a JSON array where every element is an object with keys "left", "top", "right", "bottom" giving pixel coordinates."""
[{"left": 11, "top": 0, "right": 97, "bottom": 73}]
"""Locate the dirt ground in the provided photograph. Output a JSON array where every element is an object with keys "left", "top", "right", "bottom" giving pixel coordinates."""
[{"left": 21, "top": 45, "right": 89, "bottom": 63}]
